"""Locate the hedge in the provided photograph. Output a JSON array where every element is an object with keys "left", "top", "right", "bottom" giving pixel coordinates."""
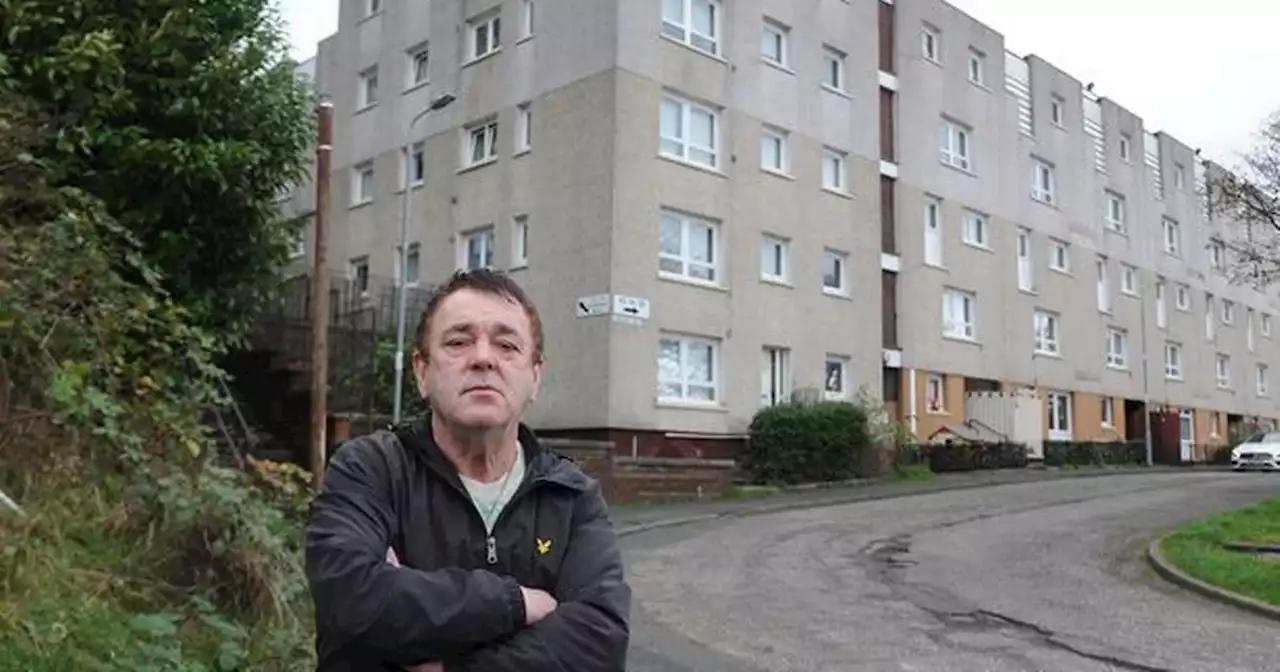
[
  {"left": 923, "top": 441, "right": 1029, "bottom": 472},
  {"left": 1043, "top": 440, "right": 1145, "bottom": 467},
  {"left": 744, "top": 401, "right": 872, "bottom": 485}
]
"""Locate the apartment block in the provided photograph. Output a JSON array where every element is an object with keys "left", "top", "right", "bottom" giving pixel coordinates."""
[{"left": 282, "top": 0, "right": 1280, "bottom": 459}]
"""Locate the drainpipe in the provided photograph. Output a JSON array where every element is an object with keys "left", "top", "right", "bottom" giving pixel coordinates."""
[{"left": 907, "top": 368, "right": 918, "bottom": 437}]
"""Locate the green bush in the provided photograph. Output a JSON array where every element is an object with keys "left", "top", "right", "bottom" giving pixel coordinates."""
[
  {"left": 1043, "top": 440, "right": 1146, "bottom": 467},
  {"left": 745, "top": 401, "right": 871, "bottom": 485}
]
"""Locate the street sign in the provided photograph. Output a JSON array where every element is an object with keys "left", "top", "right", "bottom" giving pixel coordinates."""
[
  {"left": 612, "top": 295, "right": 650, "bottom": 320},
  {"left": 575, "top": 294, "right": 611, "bottom": 318}
]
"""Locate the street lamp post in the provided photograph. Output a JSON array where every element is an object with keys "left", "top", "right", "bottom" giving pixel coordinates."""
[{"left": 393, "top": 93, "right": 456, "bottom": 425}]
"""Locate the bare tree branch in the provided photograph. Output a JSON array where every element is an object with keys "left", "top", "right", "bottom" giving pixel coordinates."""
[{"left": 1207, "top": 110, "right": 1280, "bottom": 288}]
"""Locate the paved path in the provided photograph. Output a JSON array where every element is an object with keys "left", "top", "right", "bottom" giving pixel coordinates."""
[{"left": 621, "top": 471, "right": 1280, "bottom": 672}]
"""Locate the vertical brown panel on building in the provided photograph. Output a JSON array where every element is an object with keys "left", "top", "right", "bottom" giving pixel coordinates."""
[
  {"left": 880, "top": 175, "right": 896, "bottom": 254},
  {"left": 882, "top": 271, "right": 899, "bottom": 349},
  {"left": 878, "top": 0, "right": 896, "bottom": 74},
  {"left": 879, "top": 89, "right": 896, "bottom": 163}
]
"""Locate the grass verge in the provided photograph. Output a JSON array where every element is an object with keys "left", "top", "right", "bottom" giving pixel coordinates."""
[{"left": 1160, "top": 498, "right": 1280, "bottom": 606}]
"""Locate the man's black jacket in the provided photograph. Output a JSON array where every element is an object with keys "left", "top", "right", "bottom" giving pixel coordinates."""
[{"left": 305, "top": 417, "right": 631, "bottom": 671}]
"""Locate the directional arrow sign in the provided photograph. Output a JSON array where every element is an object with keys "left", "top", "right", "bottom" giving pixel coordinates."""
[{"left": 575, "top": 294, "right": 611, "bottom": 318}]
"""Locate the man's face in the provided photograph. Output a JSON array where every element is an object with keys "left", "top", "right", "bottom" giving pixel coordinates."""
[{"left": 413, "top": 288, "right": 542, "bottom": 430}]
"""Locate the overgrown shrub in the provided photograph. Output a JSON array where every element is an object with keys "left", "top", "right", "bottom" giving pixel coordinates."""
[
  {"left": 925, "top": 442, "right": 1029, "bottom": 472},
  {"left": 1043, "top": 440, "right": 1146, "bottom": 467},
  {"left": 745, "top": 401, "right": 871, "bottom": 485}
]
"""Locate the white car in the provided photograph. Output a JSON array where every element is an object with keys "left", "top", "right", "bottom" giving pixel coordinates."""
[{"left": 1231, "top": 432, "right": 1280, "bottom": 471}]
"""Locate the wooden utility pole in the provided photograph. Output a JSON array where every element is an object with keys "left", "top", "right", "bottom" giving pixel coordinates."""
[{"left": 309, "top": 99, "right": 334, "bottom": 489}]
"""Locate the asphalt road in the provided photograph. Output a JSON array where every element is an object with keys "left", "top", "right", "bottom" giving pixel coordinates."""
[{"left": 622, "top": 471, "right": 1280, "bottom": 672}]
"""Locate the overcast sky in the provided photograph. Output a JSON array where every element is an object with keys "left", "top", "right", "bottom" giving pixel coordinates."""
[{"left": 277, "top": 0, "right": 1279, "bottom": 168}]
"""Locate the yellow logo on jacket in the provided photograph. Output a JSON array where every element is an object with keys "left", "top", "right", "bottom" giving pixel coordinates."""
[{"left": 536, "top": 538, "right": 553, "bottom": 555}]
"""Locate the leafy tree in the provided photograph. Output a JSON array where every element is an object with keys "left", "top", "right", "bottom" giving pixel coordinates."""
[
  {"left": 1207, "top": 111, "right": 1280, "bottom": 287},
  {"left": 0, "top": 0, "right": 314, "bottom": 342}
]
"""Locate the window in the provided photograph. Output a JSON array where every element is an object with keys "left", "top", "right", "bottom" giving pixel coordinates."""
[
  {"left": 1175, "top": 284, "right": 1190, "bottom": 311},
  {"left": 351, "top": 161, "right": 374, "bottom": 205},
  {"left": 662, "top": 0, "right": 720, "bottom": 55},
  {"left": 659, "top": 94, "right": 719, "bottom": 169},
  {"left": 1033, "top": 310, "right": 1060, "bottom": 355},
  {"left": 1119, "top": 134, "right": 1131, "bottom": 161},
  {"left": 1106, "top": 328, "right": 1128, "bottom": 369},
  {"left": 1258, "top": 364, "right": 1270, "bottom": 397},
  {"left": 1016, "top": 227, "right": 1034, "bottom": 292},
  {"left": 1047, "top": 391, "right": 1072, "bottom": 440},
  {"left": 823, "top": 356, "right": 849, "bottom": 400},
  {"left": 924, "top": 197, "right": 943, "bottom": 267},
  {"left": 460, "top": 228, "right": 495, "bottom": 270},
  {"left": 760, "top": 126, "right": 789, "bottom": 174},
  {"left": 1050, "top": 95, "right": 1064, "bottom": 126},
  {"left": 1263, "top": 313, "right": 1273, "bottom": 337},
  {"left": 925, "top": 373, "right": 946, "bottom": 412},
  {"left": 921, "top": 25, "right": 940, "bottom": 62},
  {"left": 512, "top": 215, "right": 529, "bottom": 267},
  {"left": 1096, "top": 256, "right": 1111, "bottom": 312},
  {"left": 1048, "top": 238, "right": 1070, "bottom": 273},
  {"left": 967, "top": 48, "right": 985, "bottom": 85},
  {"left": 464, "top": 120, "right": 498, "bottom": 167},
  {"left": 516, "top": 104, "right": 532, "bottom": 152},
  {"left": 358, "top": 66, "right": 379, "bottom": 108},
  {"left": 822, "top": 249, "right": 847, "bottom": 294},
  {"left": 1101, "top": 397, "right": 1115, "bottom": 427},
  {"left": 408, "top": 44, "right": 430, "bottom": 87},
  {"left": 761, "top": 19, "right": 789, "bottom": 67},
  {"left": 289, "top": 227, "right": 306, "bottom": 259},
  {"left": 1032, "top": 159, "right": 1056, "bottom": 205},
  {"left": 1209, "top": 239, "right": 1226, "bottom": 270},
  {"left": 1105, "top": 192, "right": 1126, "bottom": 233},
  {"left": 1216, "top": 353, "right": 1231, "bottom": 389},
  {"left": 469, "top": 12, "right": 501, "bottom": 60},
  {"left": 400, "top": 242, "right": 421, "bottom": 285},
  {"left": 821, "top": 46, "right": 846, "bottom": 91},
  {"left": 1248, "top": 309, "right": 1256, "bottom": 352},
  {"left": 1162, "top": 217, "right": 1181, "bottom": 256},
  {"left": 760, "top": 347, "right": 791, "bottom": 407},
  {"left": 520, "top": 0, "right": 535, "bottom": 38},
  {"left": 1223, "top": 300, "right": 1235, "bottom": 325},
  {"left": 961, "top": 210, "right": 988, "bottom": 248},
  {"left": 1155, "top": 280, "right": 1167, "bottom": 329},
  {"left": 1205, "top": 293, "right": 1216, "bottom": 340},
  {"left": 821, "top": 147, "right": 848, "bottom": 193},
  {"left": 364, "top": 0, "right": 381, "bottom": 17},
  {"left": 349, "top": 256, "right": 370, "bottom": 296},
  {"left": 939, "top": 119, "right": 972, "bottom": 171},
  {"left": 1175, "top": 163, "right": 1186, "bottom": 190},
  {"left": 760, "top": 235, "right": 789, "bottom": 283},
  {"left": 942, "top": 288, "right": 976, "bottom": 340},
  {"left": 403, "top": 142, "right": 424, "bottom": 186},
  {"left": 659, "top": 209, "right": 719, "bottom": 283},
  {"left": 657, "top": 333, "right": 719, "bottom": 403},
  {"left": 1120, "top": 264, "right": 1137, "bottom": 295},
  {"left": 1164, "top": 342, "right": 1182, "bottom": 379}
]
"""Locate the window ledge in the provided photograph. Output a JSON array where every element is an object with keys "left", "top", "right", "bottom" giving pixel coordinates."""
[
  {"left": 354, "top": 103, "right": 378, "bottom": 116},
  {"left": 655, "top": 400, "right": 729, "bottom": 413},
  {"left": 943, "top": 335, "right": 981, "bottom": 348},
  {"left": 659, "top": 34, "right": 727, "bottom": 64},
  {"left": 941, "top": 161, "right": 976, "bottom": 178},
  {"left": 1033, "top": 350, "right": 1062, "bottom": 360},
  {"left": 457, "top": 157, "right": 498, "bottom": 174},
  {"left": 657, "top": 153, "right": 727, "bottom": 178},
  {"left": 821, "top": 85, "right": 852, "bottom": 100},
  {"left": 822, "top": 288, "right": 852, "bottom": 300},
  {"left": 462, "top": 48, "right": 502, "bottom": 69},
  {"left": 761, "top": 58, "right": 795, "bottom": 76},
  {"left": 349, "top": 200, "right": 374, "bottom": 211},
  {"left": 403, "top": 80, "right": 430, "bottom": 95},
  {"left": 821, "top": 186, "right": 852, "bottom": 199},
  {"left": 963, "top": 241, "right": 993, "bottom": 253},
  {"left": 761, "top": 167, "right": 794, "bottom": 180},
  {"left": 513, "top": 148, "right": 531, "bottom": 158},
  {"left": 761, "top": 276, "right": 793, "bottom": 288},
  {"left": 658, "top": 272, "right": 728, "bottom": 292}
]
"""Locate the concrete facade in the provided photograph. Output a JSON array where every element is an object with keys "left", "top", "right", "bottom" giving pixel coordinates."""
[{"left": 282, "top": 0, "right": 1280, "bottom": 454}]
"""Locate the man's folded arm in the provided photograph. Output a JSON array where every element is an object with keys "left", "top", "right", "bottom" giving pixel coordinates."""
[
  {"left": 305, "top": 440, "right": 527, "bottom": 664},
  {"left": 446, "top": 480, "right": 632, "bottom": 672}
]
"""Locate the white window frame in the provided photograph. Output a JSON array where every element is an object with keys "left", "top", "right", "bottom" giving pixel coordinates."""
[
  {"left": 1033, "top": 309, "right": 1060, "bottom": 356},
  {"left": 1016, "top": 227, "right": 1034, "bottom": 292},
  {"left": 357, "top": 66, "right": 379, "bottom": 109},
  {"left": 1119, "top": 134, "right": 1131, "bottom": 162},
  {"left": 939, "top": 118, "right": 972, "bottom": 172},
  {"left": 520, "top": 0, "right": 535, "bottom": 39},
  {"left": 1216, "top": 353, "right": 1231, "bottom": 389},
  {"left": 760, "top": 347, "right": 791, "bottom": 407},
  {"left": 458, "top": 227, "right": 496, "bottom": 270},
  {"left": 468, "top": 11, "right": 502, "bottom": 61},
  {"left": 1032, "top": 158, "right": 1056, "bottom": 205},
  {"left": 961, "top": 209, "right": 988, "bottom": 249},
  {"left": 511, "top": 215, "right": 529, "bottom": 268},
  {"left": 661, "top": 0, "right": 720, "bottom": 56},
  {"left": 1156, "top": 280, "right": 1168, "bottom": 329},
  {"left": 823, "top": 355, "right": 850, "bottom": 401},
  {"left": 351, "top": 161, "right": 374, "bottom": 206},
  {"left": 364, "top": 0, "right": 381, "bottom": 17},
  {"left": 1096, "top": 256, "right": 1111, "bottom": 313},
  {"left": 925, "top": 373, "right": 946, "bottom": 413},
  {"left": 760, "top": 234, "right": 789, "bottom": 283},
  {"left": 1105, "top": 192, "right": 1126, "bottom": 233},
  {"left": 657, "top": 333, "right": 720, "bottom": 404},
  {"left": 407, "top": 43, "right": 430, "bottom": 88},
  {"left": 1263, "top": 313, "right": 1272, "bottom": 337},
  {"left": 924, "top": 197, "right": 943, "bottom": 267},
  {"left": 1258, "top": 363, "right": 1270, "bottom": 397},
  {"left": 659, "top": 93, "right": 720, "bottom": 169},
  {"left": 402, "top": 141, "right": 425, "bottom": 187},
  {"left": 1174, "top": 163, "right": 1186, "bottom": 190},
  {"left": 1048, "top": 238, "right": 1070, "bottom": 273},
  {"left": 760, "top": 125, "right": 789, "bottom": 175},
  {"left": 1209, "top": 239, "right": 1226, "bottom": 270},
  {"left": 1162, "top": 217, "right": 1182, "bottom": 257},
  {"left": 463, "top": 120, "right": 498, "bottom": 167},
  {"left": 1101, "top": 396, "right": 1115, "bottom": 428},
  {"left": 1106, "top": 327, "right": 1128, "bottom": 369},
  {"left": 1050, "top": 96, "right": 1064, "bottom": 126},
  {"left": 821, "top": 45, "right": 846, "bottom": 92},
  {"left": 822, "top": 248, "right": 848, "bottom": 295},
  {"left": 1175, "top": 284, "right": 1190, "bottom": 311},
  {"left": 1205, "top": 294, "right": 1216, "bottom": 340},
  {"left": 399, "top": 241, "right": 421, "bottom": 286},
  {"left": 1047, "top": 391, "right": 1073, "bottom": 441},
  {"left": 942, "top": 288, "right": 976, "bottom": 341},
  {"left": 821, "top": 147, "right": 848, "bottom": 193},
  {"left": 659, "top": 208, "right": 720, "bottom": 285},
  {"left": 921, "top": 25, "right": 941, "bottom": 62},
  {"left": 1164, "top": 342, "right": 1183, "bottom": 380},
  {"left": 967, "top": 48, "right": 985, "bottom": 86},
  {"left": 1248, "top": 309, "right": 1257, "bottom": 352},
  {"left": 1120, "top": 264, "right": 1137, "bottom": 295},
  {"left": 761, "top": 18, "right": 789, "bottom": 67},
  {"left": 516, "top": 103, "right": 532, "bottom": 153},
  {"left": 349, "top": 256, "right": 371, "bottom": 297},
  {"left": 1223, "top": 300, "right": 1235, "bottom": 325}
]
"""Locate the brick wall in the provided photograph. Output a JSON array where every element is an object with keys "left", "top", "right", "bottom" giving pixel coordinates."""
[{"left": 536, "top": 427, "right": 745, "bottom": 460}]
